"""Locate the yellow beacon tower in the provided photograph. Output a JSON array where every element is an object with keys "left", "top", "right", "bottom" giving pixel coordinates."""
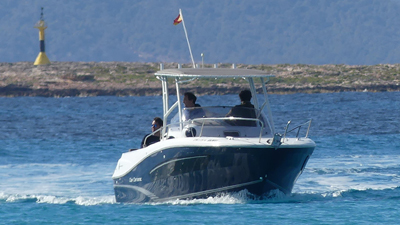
[{"left": 34, "top": 7, "right": 50, "bottom": 65}]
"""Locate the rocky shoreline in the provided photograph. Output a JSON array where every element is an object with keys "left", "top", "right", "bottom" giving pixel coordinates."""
[{"left": 1, "top": 62, "right": 399, "bottom": 97}]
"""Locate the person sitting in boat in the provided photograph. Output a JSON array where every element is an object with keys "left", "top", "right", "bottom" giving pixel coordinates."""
[
  {"left": 226, "top": 89, "right": 257, "bottom": 126},
  {"left": 182, "top": 92, "right": 205, "bottom": 121},
  {"left": 140, "top": 117, "right": 163, "bottom": 148}
]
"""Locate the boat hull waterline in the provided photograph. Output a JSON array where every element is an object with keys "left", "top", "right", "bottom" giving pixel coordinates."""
[{"left": 113, "top": 145, "right": 314, "bottom": 203}]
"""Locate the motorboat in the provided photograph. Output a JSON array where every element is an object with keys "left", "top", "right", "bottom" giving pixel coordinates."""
[{"left": 112, "top": 67, "right": 315, "bottom": 203}]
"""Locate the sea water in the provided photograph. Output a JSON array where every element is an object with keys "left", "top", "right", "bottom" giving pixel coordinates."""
[{"left": 1, "top": 92, "right": 399, "bottom": 224}]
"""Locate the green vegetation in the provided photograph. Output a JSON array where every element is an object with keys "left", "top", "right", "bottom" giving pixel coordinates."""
[
  {"left": 77, "top": 63, "right": 400, "bottom": 88},
  {"left": 1, "top": 62, "right": 400, "bottom": 97}
]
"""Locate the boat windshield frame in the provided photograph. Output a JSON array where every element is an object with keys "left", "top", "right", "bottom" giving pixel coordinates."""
[{"left": 154, "top": 67, "right": 276, "bottom": 140}]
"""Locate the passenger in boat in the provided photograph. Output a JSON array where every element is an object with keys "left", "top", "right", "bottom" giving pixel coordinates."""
[
  {"left": 140, "top": 117, "right": 163, "bottom": 148},
  {"left": 182, "top": 92, "right": 205, "bottom": 120},
  {"left": 226, "top": 89, "right": 257, "bottom": 126}
]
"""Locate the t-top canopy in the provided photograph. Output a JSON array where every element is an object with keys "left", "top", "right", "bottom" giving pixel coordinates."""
[{"left": 155, "top": 68, "right": 274, "bottom": 79}]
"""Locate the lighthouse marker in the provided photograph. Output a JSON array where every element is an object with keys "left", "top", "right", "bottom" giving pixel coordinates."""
[{"left": 34, "top": 7, "right": 50, "bottom": 65}]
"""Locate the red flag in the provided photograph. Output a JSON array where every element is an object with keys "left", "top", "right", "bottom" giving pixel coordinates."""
[{"left": 173, "top": 14, "right": 182, "bottom": 25}]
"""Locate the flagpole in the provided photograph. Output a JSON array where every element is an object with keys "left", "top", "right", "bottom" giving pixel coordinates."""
[{"left": 179, "top": 9, "right": 196, "bottom": 68}]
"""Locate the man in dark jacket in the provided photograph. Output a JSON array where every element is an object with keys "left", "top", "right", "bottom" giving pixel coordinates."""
[
  {"left": 140, "top": 117, "right": 163, "bottom": 148},
  {"left": 226, "top": 89, "right": 257, "bottom": 126}
]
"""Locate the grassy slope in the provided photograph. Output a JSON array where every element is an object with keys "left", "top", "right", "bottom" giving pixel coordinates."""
[{"left": 1, "top": 62, "right": 399, "bottom": 96}]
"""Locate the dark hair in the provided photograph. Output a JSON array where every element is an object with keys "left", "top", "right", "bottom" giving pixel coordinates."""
[
  {"left": 153, "top": 117, "right": 163, "bottom": 127},
  {"left": 184, "top": 92, "right": 197, "bottom": 103},
  {"left": 239, "top": 89, "right": 252, "bottom": 102}
]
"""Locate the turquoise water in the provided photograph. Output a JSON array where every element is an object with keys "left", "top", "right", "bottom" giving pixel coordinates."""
[{"left": 1, "top": 92, "right": 399, "bottom": 224}]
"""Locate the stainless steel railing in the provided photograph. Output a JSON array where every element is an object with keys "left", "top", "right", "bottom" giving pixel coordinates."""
[{"left": 282, "top": 119, "right": 312, "bottom": 140}]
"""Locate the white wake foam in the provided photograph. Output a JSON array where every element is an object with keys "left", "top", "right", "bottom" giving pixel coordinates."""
[{"left": 0, "top": 193, "right": 116, "bottom": 205}]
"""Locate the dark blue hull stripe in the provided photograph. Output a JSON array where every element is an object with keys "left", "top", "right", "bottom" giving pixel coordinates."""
[{"left": 114, "top": 178, "right": 263, "bottom": 202}]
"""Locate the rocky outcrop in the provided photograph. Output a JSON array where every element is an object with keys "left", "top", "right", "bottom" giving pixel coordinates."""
[{"left": 1, "top": 62, "right": 399, "bottom": 97}]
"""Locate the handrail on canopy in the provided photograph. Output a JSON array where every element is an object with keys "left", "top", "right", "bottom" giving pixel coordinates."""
[{"left": 155, "top": 68, "right": 274, "bottom": 79}]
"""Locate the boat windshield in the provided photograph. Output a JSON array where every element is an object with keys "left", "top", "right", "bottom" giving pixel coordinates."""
[{"left": 171, "top": 106, "right": 268, "bottom": 127}]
